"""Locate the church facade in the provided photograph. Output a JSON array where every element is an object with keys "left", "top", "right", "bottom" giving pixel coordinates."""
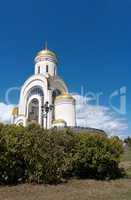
[{"left": 12, "top": 45, "right": 76, "bottom": 129}]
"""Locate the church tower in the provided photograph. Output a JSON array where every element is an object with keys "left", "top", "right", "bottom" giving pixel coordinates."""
[
  {"left": 12, "top": 44, "right": 76, "bottom": 129},
  {"left": 34, "top": 43, "right": 58, "bottom": 76}
]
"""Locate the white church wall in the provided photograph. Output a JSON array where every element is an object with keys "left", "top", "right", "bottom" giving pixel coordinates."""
[
  {"left": 35, "top": 61, "right": 57, "bottom": 76},
  {"left": 55, "top": 100, "right": 76, "bottom": 127}
]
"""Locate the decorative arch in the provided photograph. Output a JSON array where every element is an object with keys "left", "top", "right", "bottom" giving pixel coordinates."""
[
  {"left": 17, "top": 121, "right": 24, "bottom": 126},
  {"left": 14, "top": 115, "right": 26, "bottom": 126},
  {"left": 25, "top": 86, "right": 44, "bottom": 118},
  {"left": 19, "top": 75, "right": 47, "bottom": 115},
  {"left": 27, "top": 86, "right": 44, "bottom": 101},
  {"left": 27, "top": 98, "right": 39, "bottom": 124}
]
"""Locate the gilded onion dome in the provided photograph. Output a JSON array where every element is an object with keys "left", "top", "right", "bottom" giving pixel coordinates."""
[
  {"left": 34, "top": 45, "right": 58, "bottom": 64},
  {"left": 37, "top": 49, "right": 56, "bottom": 57},
  {"left": 52, "top": 119, "right": 66, "bottom": 125},
  {"left": 55, "top": 93, "right": 75, "bottom": 101}
]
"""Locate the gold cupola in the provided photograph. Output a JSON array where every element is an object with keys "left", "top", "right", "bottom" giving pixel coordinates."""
[
  {"left": 34, "top": 42, "right": 58, "bottom": 64},
  {"left": 55, "top": 92, "right": 75, "bottom": 101}
]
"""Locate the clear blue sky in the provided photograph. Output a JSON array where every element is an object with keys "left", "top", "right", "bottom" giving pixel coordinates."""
[{"left": 0, "top": 0, "right": 130, "bottom": 136}]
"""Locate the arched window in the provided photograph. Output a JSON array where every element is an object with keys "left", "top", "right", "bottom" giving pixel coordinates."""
[
  {"left": 27, "top": 87, "right": 44, "bottom": 101},
  {"left": 26, "top": 87, "right": 44, "bottom": 118},
  {"left": 46, "top": 65, "right": 48, "bottom": 73},
  {"left": 52, "top": 89, "right": 61, "bottom": 97},
  {"left": 38, "top": 66, "right": 40, "bottom": 74},
  {"left": 28, "top": 98, "right": 39, "bottom": 123}
]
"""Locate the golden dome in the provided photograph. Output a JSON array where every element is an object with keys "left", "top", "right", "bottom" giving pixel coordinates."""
[
  {"left": 52, "top": 119, "right": 66, "bottom": 124},
  {"left": 55, "top": 93, "right": 75, "bottom": 101},
  {"left": 37, "top": 49, "right": 57, "bottom": 58},
  {"left": 12, "top": 107, "right": 19, "bottom": 116},
  {"left": 34, "top": 45, "right": 58, "bottom": 63}
]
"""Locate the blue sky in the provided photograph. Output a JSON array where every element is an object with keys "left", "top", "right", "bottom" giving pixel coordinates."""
[{"left": 0, "top": 0, "right": 130, "bottom": 137}]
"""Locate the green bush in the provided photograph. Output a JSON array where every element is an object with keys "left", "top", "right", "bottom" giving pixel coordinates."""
[
  {"left": 0, "top": 125, "right": 27, "bottom": 184},
  {"left": 72, "top": 133, "right": 123, "bottom": 179},
  {"left": 23, "top": 126, "right": 77, "bottom": 184},
  {"left": 0, "top": 124, "right": 124, "bottom": 185}
]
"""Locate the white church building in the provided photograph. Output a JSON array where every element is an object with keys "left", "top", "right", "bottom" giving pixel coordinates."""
[{"left": 12, "top": 45, "right": 76, "bottom": 129}]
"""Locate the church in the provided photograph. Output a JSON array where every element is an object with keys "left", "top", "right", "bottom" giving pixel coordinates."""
[{"left": 12, "top": 45, "right": 76, "bottom": 129}]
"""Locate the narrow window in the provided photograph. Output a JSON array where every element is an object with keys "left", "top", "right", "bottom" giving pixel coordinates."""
[
  {"left": 46, "top": 65, "right": 48, "bottom": 73},
  {"left": 38, "top": 66, "right": 40, "bottom": 74}
]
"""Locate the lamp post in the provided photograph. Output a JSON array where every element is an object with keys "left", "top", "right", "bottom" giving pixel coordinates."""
[{"left": 41, "top": 101, "right": 54, "bottom": 129}]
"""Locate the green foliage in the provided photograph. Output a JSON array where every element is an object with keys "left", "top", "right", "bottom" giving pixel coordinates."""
[
  {"left": 0, "top": 124, "right": 124, "bottom": 185},
  {"left": 72, "top": 133, "right": 123, "bottom": 180},
  {"left": 0, "top": 125, "right": 27, "bottom": 184},
  {"left": 23, "top": 127, "right": 77, "bottom": 184}
]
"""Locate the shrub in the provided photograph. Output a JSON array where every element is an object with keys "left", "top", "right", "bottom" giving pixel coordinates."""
[
  {"left": 23, "top": 127, "right": 77, "bottom": 184},
  {"left": 0, "top": 124, "right": 124, "bottom": 184},
  {"left": 0, "top": 125, "right": 27, "bottom": 184},
  {"left": 72, "top": 133, "right": 123, "bottom": 180}
]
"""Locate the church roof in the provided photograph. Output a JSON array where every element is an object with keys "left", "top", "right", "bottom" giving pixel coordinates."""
[
  {"left": 37, "top": 49, "right": 56, "bottom": 58},
  {"left": 55, "top": 93, "right": 75, "bottom": 101},
  {"left": 34, "top": 44, "right": 58, "bottom": 63},
  {"left": 52, "top": 119, "right": 66, "bottom": 124}
]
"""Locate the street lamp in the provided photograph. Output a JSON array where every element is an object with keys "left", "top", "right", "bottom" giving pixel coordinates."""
[{"left": 41, "top": 101, "right": 54, "bottom": 129}]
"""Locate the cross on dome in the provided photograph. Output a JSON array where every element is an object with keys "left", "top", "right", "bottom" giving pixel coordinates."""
[{"left": 45, "top": 41, "right": 48, "bottom": 50}]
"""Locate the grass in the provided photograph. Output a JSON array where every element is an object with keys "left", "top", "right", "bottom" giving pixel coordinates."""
[
  {"left": 121, "top": 149, "right": 131, "bottom": 162},
  {"left": 120, "top": 149, "right": 131, "bottom": 178},
  {"left": 0, "top": 179, "right": 131, "bottom": 200},
  {"left": 0, "top": 150, "right": 131, "bottom": 200}
]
